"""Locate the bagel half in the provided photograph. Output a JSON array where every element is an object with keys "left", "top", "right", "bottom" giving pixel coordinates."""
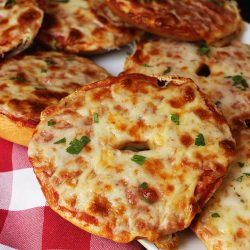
[
  {"left": 0, "top": 0, "right": 43, "bottom": 56},
  {"left": 124, "top": 39, "right": 250, "bottom": 130},
  {"left": 28, "top": 73, "right": 235, "bottom": 244},
  {"left": 0, "top": 51, "right": 109, "bottom": 146},
  {"left": 105, "top": 0, "right": 242, "bottom": 43}
]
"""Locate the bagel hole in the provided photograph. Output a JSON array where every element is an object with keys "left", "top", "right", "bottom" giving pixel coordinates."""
[
  {"left": 157, "top": 79, "right": 169, "bottom": 88},
  {"left": 196, "top": 64, "right": 211, "bottom": 77},
  {"left": 119, "top": 141, "right": 150, "bottom": 152}
]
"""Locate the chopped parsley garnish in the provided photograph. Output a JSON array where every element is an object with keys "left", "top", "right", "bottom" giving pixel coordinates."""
[
  {"left": 5, "top": 0, "right": 16, "bottom": 7},
  {"left": 243, "top": 173, "right": 250, "bottom": 177},
  {"left": 66, "top": 136, "right": 90, "bottom": 155},
  {"left": 143, "top": 64, "right": 152, "bottom": 67},
  {"left": 10, "top": 76, "right": 25, "bottom": 81},
  {"left": 236, "top": 176, "right": 243, "bottom": 182},
  {"left": 51, "top": 39, "right": 57, "bottom": 50},
  {"left": 93, "top": 112, "right": 99, "bottom": 123},
  {"left": 44, "top": 58, "right": 56, "bottom": 65},
  {"left": 195, "top": 133, "right": 205, "bottom": 146},
  {"left": 131, "top": 154, "right": 147, "bottom": 165},
  {"left": 211, "top": 213, "right": 220, "bottom": 218},
  {"left": 139, "top": 182, "right": 148, "bottom": 190},
  {"left": 54, "top": 137, "right": 66, "bottom": 144},
  {"left": 48, "top": 120, "right": 56, "bottom": 126},
  {"left": 198, "top": 44, "right": 211, "bottom": 57},
  {"left": 171, "top": 114, "right": 180, "bottom": 125},
  {"left": 163, "top": 67, "right": 171, "bottom": 75},
  {"left": 238, "top": 162, "right": 245, "bottom": 168},
  {"left": 225, "top": 75, "right": 249, "bottom": 91},
  {"left": 235, "top": 173, "right": 250, "bottom": 182}
]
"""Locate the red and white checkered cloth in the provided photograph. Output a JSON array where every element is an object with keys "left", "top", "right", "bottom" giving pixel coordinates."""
[{"left": 0, "top": 138, "right": 144, "bottom": 250}]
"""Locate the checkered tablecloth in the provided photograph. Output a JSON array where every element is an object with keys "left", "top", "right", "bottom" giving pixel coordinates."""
[{"left": 0, "top": 138, "right": 144, "bottom": 250}]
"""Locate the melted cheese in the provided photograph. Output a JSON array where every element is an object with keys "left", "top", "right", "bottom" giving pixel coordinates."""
[
  {"left": 124, "top": 39, "right": 250, "bottom": 130},
  {"left": 0, "top": 51, "right": 109, "bottom": 126},
  {"left": 106, "top": 0, "right": 242, "bottom": 43},
  {"left": 28, "top": 74, "right": 234, "bottom": 244},
  {"left": 37, "top": 0, "right": 141, "bottom": 53},
  {"left": 192, "top": 130, "right": 250, "bottom": 250},
  {"left": 0, "top": 0, "right": 43, "bottom": 56}
]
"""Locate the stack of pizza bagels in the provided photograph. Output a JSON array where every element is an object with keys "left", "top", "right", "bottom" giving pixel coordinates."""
[{"left": 0, "top": 0, "right": 249, "bottom": 249}]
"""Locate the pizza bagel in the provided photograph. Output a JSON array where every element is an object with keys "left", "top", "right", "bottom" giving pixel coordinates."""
[
  {"left": 124, "top": 39, "right": 250, "bottom": 130},
  {"left": 28, "top": 73, "right": 235, "bottom": 244},
  {"left": 0, "top": 0, "right": 43, "bottom": 56},
  {"left": 105, "top": 0, "right": 242, "bottom": 44},
  {"left": 0, "top": 51, "right": 109, "bottom": 146},
  {"left": 37, "top": 0, "right": 141, "bottom": 54},
  {"left": 192, "top": 129, "right": 250, "bottom": 250}
]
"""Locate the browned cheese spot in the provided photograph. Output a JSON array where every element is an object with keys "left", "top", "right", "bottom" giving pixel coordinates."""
[
  {"left": 68, "top": 28, "right": 84, "bottom": 43},
  {"left": 180, "top": 134, "right": 193, "bottom": 147},
  {"left": 194, "top": 108, "right": 210, "bottom": 120},
  {"left": 59, "top": 170, "right": 82, "bottom": 187},
  {"left": 78, "top": 212, "right": 99, "bottom": 226},
  {"left": 183, "top": 86, "right": 195, "bottom": 103},
  {"left": 33, "top": 89, "right": 68, "bottom": 101},
  {"left": 92, "top": 87, "right": 111, "bottom": 100},
  {"left": 219, "top": 139, "right": 236, "bottom": 156},
  {"left": 140, "top": 186, "right": 159, "bottom": 204},
  {"left": 18, "top": 9, "right": 42, "bottom": 26},
  {"left": 89, "top": 195, "right": 111, "bottom": 217},
  {"left": 8, "top": 99, "right": 47, "bottom": 119}
]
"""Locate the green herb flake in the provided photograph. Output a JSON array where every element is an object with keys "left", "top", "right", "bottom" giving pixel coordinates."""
[
  {"left": 243, "top": 173, "right": 250, "bottom": 178},
  {"left": 44, "top": 58, "right": 56, "bottom": 65},
  {"left": 236, "top": 176, "right": 243, "bottom": 182},
  {"left": 143, "top": 64, "right": 152, "bottom": 67},
  {"left": 5, "top": 0, "right": 16, "bottom": 7},
  {"left": 54, "top": 137, "right": 66, "bottom": 144},
  {"left": 211, "top": 213, "right": 220, "bottom": 218},
  {"left": 171, "top": 114, "right": 180, "bottom": 125},
  {"left": 10, "top": 76, "right": 25, "bottom": 82},
  {"left": 131, "top": 154, "right": 147, "bottom": 166},
  {"left": 48, "top": 120, "right": 56, "bottom": 126},
  {"left": 195, "top": 133, "right": 205, "bottom": 146},
  {"left": 139, "top": 182, "right": 148, "bottom": 190},
  {"left": 163, "top": 67, "right": 171, "bottom": 75},
  {"left": 198, "top": 44, "right": 211, "bottom": 57},
  {"left": 66, "top": 136, "right": 90, "bottom": 155},
  {"left": 51, "top": 39, "right": 57, "bottom": 50},
  {"left": 93, "top": 112, "right": 99, "bottom": 123},
  {"left": 238, "top": 162, "right": 245, "bottom": 168},
  {"left": 226, "top": 75, "right": 249, "bottom": 91}
]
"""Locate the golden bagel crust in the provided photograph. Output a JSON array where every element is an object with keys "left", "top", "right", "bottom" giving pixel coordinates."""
[
  {"left": 0, "top": 0, "right": 43, "bottom": 56},
  {"left": 0, "top": 51, "right": 109, "bottom": 146},
  {"left": 29, "top": 74, "right": 235, "bottom": 244},
  {"left": 0, "top": 113, "right": 33, "bottom": 147},
  {"left": 192, "top": 129, "right": 250, "bottom": 250},
  {"left": 124, "top": 39, "right": 250, "bottom": 130},
  {"left": 37, "top": 0, "right": 141, "bottom": 54},
  {"left": 105, "top": 0, "right": 242, "bottom": 44}
]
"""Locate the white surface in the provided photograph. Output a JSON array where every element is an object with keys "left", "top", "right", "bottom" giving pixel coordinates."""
[
  {"left": 8, "top": 168, "right": 46, "bottom": 211},
  {"left": 92, "top": 23, "right": 250, "bottom": 250}
]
